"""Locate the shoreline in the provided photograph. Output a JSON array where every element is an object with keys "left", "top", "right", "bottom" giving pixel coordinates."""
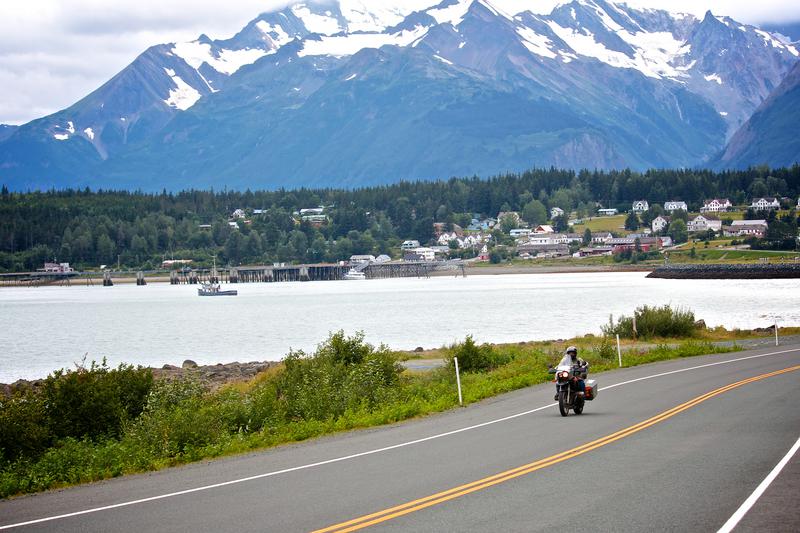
[{"left": 0, "top": 264, "right": 655, "bottom": 288}]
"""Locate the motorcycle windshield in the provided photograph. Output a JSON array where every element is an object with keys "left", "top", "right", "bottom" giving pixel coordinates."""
[{"left": 556, "top": 354, "right": 574, "bottom": 371}]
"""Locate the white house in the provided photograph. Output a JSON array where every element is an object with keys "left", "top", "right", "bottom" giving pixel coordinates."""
[
  {"left": 228, "top": 221, "right": 239, "bottom": 230},
  {"left": 534, "top": 224, "right": 555, "bottom": 234},
  {"left": 592, "top": 232, "right": 614, "bottom": 244},
  {"left": 299, "top": 207, "right": 325, "bottom": 216},
  {"left": 550, "top": 207, "right": 565, "bottom": 219},
  {"left": 412, "top": 247, "right": 436, "bottom": 261},
  {"left": 700, "top": 198, "right": 732, "bottom": 213},
  {"left": 231, "top": 209, "right": 246, "bottom": 219},
  {"left": 437, "top": 232, "right": 461, "bottom": 246},
  {"left": 350, "top": 255, "right": 376, "bottom": 264},
  {"left": 597, "top": 208, "right": 618, "bottom": 216},
  {"left": 401, "top": 240, "right": 421, "bottom": 250},
  {"left": 687, "top": 215, "right": 722, "bottom": 233},
  {"left": 510, "top": 228, "right": 532, "bottom": 239},
  {"left": 725, "top": 220, "right": 768, "bottom": 237},
  {"left": 664, "top": 201, "right": 687, "bottom": 212},
  {"left": 527, "top": 234, "right": 555, "bottom": 245},
  {"left": 651, "top": 215, "right": 670, "bottom": 233},
  {"left": 749, "top": 197, "right": 781, "bottom": 211},
  {"left": 632, "top": 200, "right": 649, "bottom": 213}
]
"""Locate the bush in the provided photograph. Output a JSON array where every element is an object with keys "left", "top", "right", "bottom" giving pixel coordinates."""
[
  {"left": 42, "top": 360, "right": 153, "bottom": 442},
  {"left": 446, "top": 336, "right": 510, "bottom": 373},
  {"left": 0, "top": 360, "right": 152, "bottom": 463},
  {"left": 0, "top": 391, "right": 48, "bottom": 463},
  {"left": 272, "top": 331, "right": 402, "bottom": 422},
  {"left": 602, "top": 305, "right": 698, "bottom": 339}
]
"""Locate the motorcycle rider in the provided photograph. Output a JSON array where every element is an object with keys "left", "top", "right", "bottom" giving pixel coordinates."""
[{"left": 554, "top": 346, "right": 588, "bottom": 400}]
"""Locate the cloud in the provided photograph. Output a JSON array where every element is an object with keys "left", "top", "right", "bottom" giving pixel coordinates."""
[{"left": 0, "top": 0, "right": 798, "bottom": 125}]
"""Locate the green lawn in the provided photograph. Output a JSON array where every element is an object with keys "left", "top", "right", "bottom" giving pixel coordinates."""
[{"left": 572, "top": 215, "right": 627, "bottom": 233}]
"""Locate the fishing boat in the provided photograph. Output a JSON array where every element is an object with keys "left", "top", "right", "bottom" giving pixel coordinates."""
[
  {"left": 198, "top": 282, "right": 238, "bottom": 296},
  {"left": 343, "top": 268, "right": 366, "bottom": 280}
]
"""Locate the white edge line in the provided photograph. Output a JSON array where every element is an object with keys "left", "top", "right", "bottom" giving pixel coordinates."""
[
  {"left": 1, "top": 347, "right": 798, "bottom": 530},
  {"left": 716, "top": 434, "right": 800, "bottom": 533}
]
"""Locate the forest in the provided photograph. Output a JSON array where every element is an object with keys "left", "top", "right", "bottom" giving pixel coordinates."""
[{"left": 1, "top": 164, "right": 798, "bottom": 271}]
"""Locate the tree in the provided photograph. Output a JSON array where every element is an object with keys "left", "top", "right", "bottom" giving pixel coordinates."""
[
  {"left": 522, "top": 200, "right": 547, "bottom": 227},
  {"left": 552, "top": 214, "right": 569, "bottom": 233},
  {"left": 96, "top": 234, "right": 115, "bottom": 264},
  {"left": 583, "top": 228, "right": 592, "bottom": 246},
  {"left": 667, "top": 219, "right": 688, "bottom": 244},
  {"left": 625, "top": 212, "right": 640, "bottom": 231},
  {"left": 499, "top": 214, "right": 519, "bottom": 233}
]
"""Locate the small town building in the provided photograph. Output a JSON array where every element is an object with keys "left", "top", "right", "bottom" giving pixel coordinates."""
[
  {"left": 408, "top": 247, "right": 435, "bottom": 261},
  {"left": 651, "top": 215, "right": 670, "bottom": 233},
  {"left": 41, "top": 262, "right": 74, "bottom": 273},
  {"left": 437, "top": 232, "right": 461, "bottom": 246},
  {"left": 401, "top": 240, "right": 421, "bottom": 250},
  {"left": 228, "top": 221, "right": 239, "bottom": 229},
  {"left": 664, "top": 201, "right": 687, "bottom": 212},
  {"left": 687, "top": 215, "right": 722, "bottom": 233},
  {"left": 723, "top": 220, "right": 768, "bottom": 238},
  {"left": 517, "top": 242, "right": 570, "bottom": 258},
  {"left": 299, "top": 207, "right": 325, "bottom": 216},
  {"left": 632, "top": 200, "right": 649, "bottom": 213},
  {"left": 534, "top": 224, "right": 555, "bottom": 234},
  {"left": 591, "top": 232, "right": 614, "bottom": 244},
  {"left": 700, "top": 198, "right": 732, "bottom": 213},
  {"left": 231, "top": 209, "right": 246, "bottom": 219},
  {"left": 749, "top": 197, "right": 781, "bottom": 211},
  {"left": 550, "top": 207, "right": 565, "bottom": 219},
  {"left": 162, "top": 259, "right": 193, "bottom": 268},
  {"left": 510, "top": 228, "right": 532, "bottom": 239},
  {"left": 573, "top": 246, "right": 614, "bottom": 258},
  {"left": 349, "top": 255, "right": 376, "bottom": 264},
  {"left": 597, "top": 208, "right": 618, "bottom": 216}
]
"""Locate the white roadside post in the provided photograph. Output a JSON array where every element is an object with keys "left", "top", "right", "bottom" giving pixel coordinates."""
[
  {"left": 775, "top": 319, "right": 779, "bottom": 346},
  {"left": 616, "top": 334, "right": 622, "bottom": 368},
  {"left": 454, "top": 357, "right": 463, "bottom": 405}
]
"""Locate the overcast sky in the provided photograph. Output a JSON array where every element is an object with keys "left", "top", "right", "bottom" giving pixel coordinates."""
[{"left": 1, "top": 0, "right": 799, "bottom": 125}]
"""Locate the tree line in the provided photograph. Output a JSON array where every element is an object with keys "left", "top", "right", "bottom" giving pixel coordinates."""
[{"left": 1, "top": 164, "right": 798, "bottom": 271}]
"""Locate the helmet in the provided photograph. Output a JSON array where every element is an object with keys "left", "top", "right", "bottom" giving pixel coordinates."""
[{"left": 566, "top": 346, "right": 578, "bottom": 356}]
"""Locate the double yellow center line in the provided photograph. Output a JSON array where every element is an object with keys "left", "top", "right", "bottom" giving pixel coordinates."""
[{"left": 313, "top": 365, "right": 800, "bottom": 533}]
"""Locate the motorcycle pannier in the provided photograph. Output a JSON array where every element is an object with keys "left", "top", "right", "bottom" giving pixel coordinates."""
[{"left": 584, "top": 379, "right": 598, "bottom": 401}]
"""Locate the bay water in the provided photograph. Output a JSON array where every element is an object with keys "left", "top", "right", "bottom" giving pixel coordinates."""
[{"left": 1, "top": 272, "right": 798, "bottom": 382}]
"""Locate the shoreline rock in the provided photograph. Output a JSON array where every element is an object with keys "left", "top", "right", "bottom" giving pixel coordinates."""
[
  {"left": 647, "top": 263, "right": 800, "bottom": 279},
  {"left": 1, "top": 360, "right": 282, "bottom": 397}
]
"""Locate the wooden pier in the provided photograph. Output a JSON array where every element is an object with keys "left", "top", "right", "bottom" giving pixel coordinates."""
[{"left": 168, "top": 261, "right": 465, "bottom": 285}]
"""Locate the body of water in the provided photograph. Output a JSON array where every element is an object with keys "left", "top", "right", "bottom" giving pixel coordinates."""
[{"left": 2, "top": 272, "right": 799, "bottom": 382}]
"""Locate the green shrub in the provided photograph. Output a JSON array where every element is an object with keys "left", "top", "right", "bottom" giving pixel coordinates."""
[
  {"left": 0, "top": 391, "right": 48, "bottom": 463},
  {"left": 42, "top": 360, "right": 153, "bottom": 442},
  {"left": 602, "top": 305, "right": 698, "bottom": 339},
  {"left": 273, "top": 331, "right": 402, "bottom": 422},
  {"left": 446, "top": 336, "right": 510, "bottom": 373}
]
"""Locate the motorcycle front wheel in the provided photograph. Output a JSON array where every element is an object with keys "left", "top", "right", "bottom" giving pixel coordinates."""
[{"left": 558, "top": 390, "right": 570, "bottom": 417}]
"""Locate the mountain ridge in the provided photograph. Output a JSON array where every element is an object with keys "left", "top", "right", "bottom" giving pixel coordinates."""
[{"left": 0, "top": 0, "right": 797, "bottom": 190}]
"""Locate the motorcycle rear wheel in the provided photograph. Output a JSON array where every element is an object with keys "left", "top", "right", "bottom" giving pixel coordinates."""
[{"left": 558, "top": 390, "right": 569, "bottom": 417}]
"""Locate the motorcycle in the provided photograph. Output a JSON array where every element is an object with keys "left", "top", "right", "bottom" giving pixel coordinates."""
[{"left": 548, "top": 363, "right": 597, "bottom": 416}]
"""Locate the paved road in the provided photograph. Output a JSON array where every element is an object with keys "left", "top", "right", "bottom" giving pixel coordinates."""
[{"left": 2, "top": 344, "right": 799, "bottom": 532}]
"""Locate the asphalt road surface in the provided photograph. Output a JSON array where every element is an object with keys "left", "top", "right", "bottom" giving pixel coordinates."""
[{"left": 2, "top": 343, "right": 799, "bottom": 532}]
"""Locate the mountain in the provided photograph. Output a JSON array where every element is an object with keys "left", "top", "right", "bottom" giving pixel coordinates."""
[
  {"left": 1, "top": 0, "right": 798, "bottom": 190},
  {"left": 0, "top": 125, "right": 16, "bottom": 143},
  {"left": 715, "top": 61, "right": 800, "bottom": 169}
]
